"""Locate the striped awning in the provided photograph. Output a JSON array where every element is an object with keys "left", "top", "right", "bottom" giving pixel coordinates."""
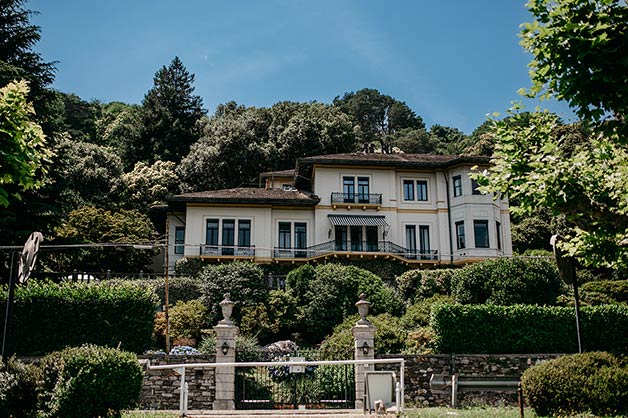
[{"left": 328, "top": 214, "right": 389, "bottom": 226}]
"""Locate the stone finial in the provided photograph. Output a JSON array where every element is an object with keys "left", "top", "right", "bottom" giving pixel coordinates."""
[
  {"left": 355, "top": 293, "right": 371, "bottom": 325},
  {"left": 219, "top": 293, "right": 235, "bottom": 325}
]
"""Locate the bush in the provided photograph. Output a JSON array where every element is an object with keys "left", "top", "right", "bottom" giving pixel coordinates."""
[
  {"left": 580, "top": 280, "right": 628, "bottom": 305},
  {"left": 395, "top": 268, "right": 455, "bottom": 303},
  {"left": 0, "top": 357, "right": 38, "bottom": 418},
  {"left": 39, "top": 344, "right": 143, "bottom": 418},
  {"left": 401, "top": 295, "right": 454, "bottom": 330},
  {"left": 198, "top": 261, "right": 268, "bottom": 325},
  {"left": 431, "top": 303, "right": 628, "bottom": 353},
  {"left": 405, "top": 327, "right": 437, "bottom": 354},
  {"left": 197, "top": 332, "right": 263, "bottom": 362},
  {"left": 0, "top": 281, "right": 158, "bottom": 355},
  {"left": 169, "top": 299, "right": 208, "bottom": 343},
  {"left": 285, "top": 264, "right": 315, "bottom": 305},
  {"left": 174, "top": 257, "right": 206, "bottom": 276},
  {"left": 151, "top": 276, "right": 204, "bottom": 307},
  {"left": 522, "top": 352, "right": 628, "bottom": 417},
  {"left": 300, "top": 264, "right": 404, "bottom": 343},
  {"left": 319, "top": 314, "right": 406, "bottom": 357},
  {"left": 240, "top": 290, "right": 299, "bottom": 344},
  {"left": 451, "top": 257, "right": 563, "bottom": 306}
]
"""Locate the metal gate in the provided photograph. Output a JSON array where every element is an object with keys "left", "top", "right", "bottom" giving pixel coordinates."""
[{"left": 235, "top": 349, "right": 355, "bottom": 410}]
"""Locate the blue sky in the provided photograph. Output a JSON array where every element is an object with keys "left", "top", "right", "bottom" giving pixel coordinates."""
[{"left": 30, "top": 0, "right": 574, "bottom": 134}]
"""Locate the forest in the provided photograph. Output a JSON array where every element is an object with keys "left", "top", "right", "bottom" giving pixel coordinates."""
[{"left": 1, "top": 0, "right": 616, "bottom": 277}]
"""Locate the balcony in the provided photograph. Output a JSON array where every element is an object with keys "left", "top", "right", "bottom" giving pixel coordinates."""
[
  {"left": 200, "top": 244, "right": 255, "bottom": 257},
  {"left": 273, "top": 240, "right": 438, "bottom": 262},
  {"left": 331, "top": 192, "right": 382, "bottom": 206}
]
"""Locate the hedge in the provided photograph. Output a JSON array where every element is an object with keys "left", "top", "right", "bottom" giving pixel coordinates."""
[
  {"left": 0, "top": 281, "right": 158, "bottom": 355},
  {"left": 431, "top": 303, "right": 628, "bottom": 353}
]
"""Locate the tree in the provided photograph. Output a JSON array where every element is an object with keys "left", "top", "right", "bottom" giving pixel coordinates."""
[
  {"left": 121, "top": 160, "right": 180, "bottom": 209},
  {"left": 0, "top": 0, "right": 59, "bottom": 135},
  {"left": 96, "top": 101, "right": 143, "bottom": 170},
  {"left": 51, "top": 206, "right": 157, "bottom": 273},
  {"left": 53, "top": 139, "right": 124, "bottom": 210},
  {"left": 139, "top": 56, "right": 205, "bottom": 164},
  {"left": 333, "top": 88, "right": 424, "bottom": 150},
  {"left": 179, "top": 101, "right": 357, "bottom": 192},
  {"left": 0, "top": 80, "right": 51, "bottom": 206},
  {"left": 56, "top": 92, "right": 101, "bottom": 143},
  {"left": 478, "top": 0, "right": 628, "bottom": 269}
]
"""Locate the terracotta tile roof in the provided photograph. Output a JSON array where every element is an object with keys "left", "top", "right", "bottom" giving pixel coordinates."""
[
  {"left": 294, "top": 152, "right": 490, "bottom": 189},
  {"left": 297, "top": 152, "right": 489, "bottom": 166},
  {"left": 169, "top": 187, "right": 319, "bottom": 206}
]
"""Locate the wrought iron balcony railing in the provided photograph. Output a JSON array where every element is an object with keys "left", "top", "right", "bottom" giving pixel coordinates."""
[
  {"left": 273, "top": 240, "right": 438, "bottom": 261},
  {"left": 331, "top": 192, "right": 382, "bottom": 205},
  {"left": 200, "top": 244, "right": 255, "bottom": 257}
]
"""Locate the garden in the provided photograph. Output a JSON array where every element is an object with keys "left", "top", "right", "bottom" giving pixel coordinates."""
[{"left": 1, "top": 255, "right": 628, "bottom": 416}]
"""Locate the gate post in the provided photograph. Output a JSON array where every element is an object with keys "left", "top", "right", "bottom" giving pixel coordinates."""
[
  {"left": 352, "top": 293, "right": 375, "bottom": 411},
  {"left": 213, "top": 294, "right": 238, "bottom": 410}
]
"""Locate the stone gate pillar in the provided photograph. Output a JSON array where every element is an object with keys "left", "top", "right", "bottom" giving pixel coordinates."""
[
  {"left": 352, "top": 293, "right": 375, "bottom": 411},
  {"left": 213, "top": 294, "right": 237, "bottom": 410}
]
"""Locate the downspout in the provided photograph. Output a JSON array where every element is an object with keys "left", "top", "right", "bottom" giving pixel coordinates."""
[{"left": 442, "top": 169, "right": 454, "bottom": 264}]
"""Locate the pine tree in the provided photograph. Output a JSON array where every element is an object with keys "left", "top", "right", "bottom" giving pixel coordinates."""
[{"left": 139, "top": 56, "right": 205, "bottom": 164}]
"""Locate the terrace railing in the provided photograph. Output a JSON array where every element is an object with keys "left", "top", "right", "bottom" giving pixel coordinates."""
[
  {"left": 331, "top": 192, "right": 382, "bottom": 205},
  {"left": 200, "top": 245, "right": 255, "bottom": 257}
]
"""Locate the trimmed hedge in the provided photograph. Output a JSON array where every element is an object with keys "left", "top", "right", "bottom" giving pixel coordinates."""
[
  {"left": 450, "top": 257, "right": 563, "bottom": 306},
  {"left": 39, "top": 344, "right": 143, "bottom": 418},
  {"left": 431, "top": 303, "right": 628, "bottom": 353},
  {"left": 522, "top": 352, "right": 628, "bottom": 417},
  {"left": 0, "top": 281, "right": 158, "bottom": 355}
]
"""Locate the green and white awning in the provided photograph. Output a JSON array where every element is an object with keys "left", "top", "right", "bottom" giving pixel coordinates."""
[{"left": 328, "top": 214, "right": 389, "bottom": 226}]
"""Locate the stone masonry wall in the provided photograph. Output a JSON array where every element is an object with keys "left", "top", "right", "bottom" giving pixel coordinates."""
[
  {"left": 139, "top": 354, "right": 216, "bottom": 410},
  {"left": 377, "top": 353, "right": 564, "bottom": 408}
]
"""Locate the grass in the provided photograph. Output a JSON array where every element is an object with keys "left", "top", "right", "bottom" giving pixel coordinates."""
[{"left": 402, "top": 407, "right": 535, "bottom": 418}]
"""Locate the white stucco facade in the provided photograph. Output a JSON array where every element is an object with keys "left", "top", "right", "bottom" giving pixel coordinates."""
[{"left": 166, "top": 153, "right": 512, "bottom": 272}]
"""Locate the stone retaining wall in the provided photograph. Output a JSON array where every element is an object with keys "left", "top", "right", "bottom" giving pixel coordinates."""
[
  {"left": 377, "top": 353, "right": 564, "bottom": 407},
  {"left": 139, "top": 354, "right": 216, "bottom": 410}
]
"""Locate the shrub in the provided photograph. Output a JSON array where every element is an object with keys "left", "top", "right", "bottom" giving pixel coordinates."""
[
  {"left": 285, "top": 264, "right": 315, "bottom": 305},
  {"left": 39, "top": 344, "right": 143, "bottom": 418},
  {"left": 580, "top": 280, "right": 628, "bottom": 305},
  {"left": 0, "top": 357, "right": 38, "bottom": 418},
  {"left": 319, "top": 314, "right": 406, "bottom": 358},
  {"left": 169, "top": 299, "right": 208, "bottom": 343},
  {"left": 0, "top": 281, "right": 158, "bottom": 355},
  {"left": 405, "top": 327, "right": 437, "bottom": 354},
  {"left": 401, "top": 295, "right": 454, "bottom": 330},
  {"left": 451, "top": 257, "right": 563, "bottom": 306},
  {"left": 395, "top": 268, "right": 455, "bottom": 303},
  {"left": 431, "top": 303, "right": 628, "bottom": 353},
  {"left": 522, "top": 352, "right": 628, "bottom": 417},
  {"left": 197, "top": 332, "right": 263, "bottom": 362},
  {"left": 240, "top": 290, "right": 299, "bottom": 344},
  {"left": 301, "top": 264, "right": 404, "bottom": 342},
  {"left": 151, "top": 276, "right": 204, "bottom": 307},
  {"left": 174, "top": 257, "right": 205, "bottom": 276},
  {"left": 198, "top": 261, "right": 268, "bottom": 325}
]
